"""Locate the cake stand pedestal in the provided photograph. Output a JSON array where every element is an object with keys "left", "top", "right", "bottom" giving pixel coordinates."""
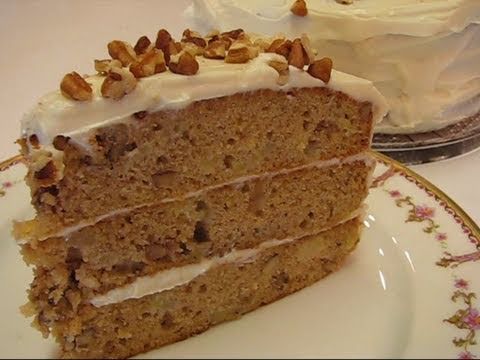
[{"left": 372, "top": 112, "right": 480, "bottom": 165}]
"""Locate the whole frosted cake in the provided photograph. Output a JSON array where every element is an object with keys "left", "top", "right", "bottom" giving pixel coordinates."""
[
  {"left": 188, "top": 0, "right": 480, "bottom": 134},
  {"left": 14, "top": 26, "right": 387, "bottom": 358}
]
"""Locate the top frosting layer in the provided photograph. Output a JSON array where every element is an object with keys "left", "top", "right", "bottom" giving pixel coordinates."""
[
  {"left": 189, "top": 0, "right": 480, "bottom": 42},
  {"left": 21, "top": 53, "right": 387, "bottom": 150}
]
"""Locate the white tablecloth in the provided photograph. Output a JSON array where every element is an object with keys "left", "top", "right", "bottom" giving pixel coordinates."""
[{"left": 1, "top": 0, "right": 478, "bottom": 224}]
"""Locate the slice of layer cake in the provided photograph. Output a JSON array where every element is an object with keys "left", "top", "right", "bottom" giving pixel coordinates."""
[{"left": 14, "top": 28, "right": 387, "bottom": 358}]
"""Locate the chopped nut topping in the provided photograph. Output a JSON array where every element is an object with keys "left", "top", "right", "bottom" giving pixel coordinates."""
[
  {"left": 336, "top": 0, "right": 353, "bottom": 4},
  {"left": 225, "top": 42, "right": 250, "bottom": 64},
  {"left": 182, "top": 29, "right": 207, "bottom": 48},
  {"left": 155, "top": 29, "right": 172, "bottom": 51},
  {"left": 225, "top": 40, "right": 259, "bottom": 63},
  {"left": 221, "top": 29, "right": 244, "bottom": 40},
  {"left": 181, "top": 42, "right": 205, "bottom": 57},
  {"left": 107, "top": 40, "right": 137, "bottom": 66},
  {"left": 203, "top": 40, "right": 226, "bottom": 59},
  {"left": 168, "top": 51, "right": 199, "bottom": 75},
  {"left": 163, "top": 40, "right": 182, "bottom": 65},
  {"left": 29, "top": 134, "right": 40, "bottom": 149},
  {"left": 101, "top": 67, "right": 137, "bottom": 100},
  {"left": 130, "top": 48, "right": 166, "bottom": 78},
  {"left": 134, "top": 36, "right": 152, "bottom": 55},
  {"left": 308, "top": 57, "right": 333, "bottom": 83},
  {"left": 268, "top": 60, "right": 290, "bottom": 85},
  {"left": 60, "top": 72, "right": 93, "bottom": 101},
  {"left": 301, "top": 34, "right": 316, "bottom": 64},
  {"left": 94, "top": 59, "right": 122, "bottom": 75},
  {"left": 290, "top": 0, "right": 308, "bottom": 16},
  {"left": 266, "top": 38, "right": 285, "bottom": 53},
  {"left": 288, "top": 38, "right": 306, "bottom": 69},
  {"left": 274, "top": 39, "right": 292, "bottom": 59},
  {"left": 253, "top": 38, "right": 270, "bottom": 51},
  {"left": 53, "top": 135, "right": 70, "bottom": 151}
]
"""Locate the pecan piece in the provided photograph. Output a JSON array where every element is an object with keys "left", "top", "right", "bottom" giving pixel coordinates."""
[
  {"left": 225, "top": 42, "right": 250, "bottom": 63},
  {"left": 101, "top": 67, "right": 137, "bottom": 100},
  {"left": 308, "top": 58, "right": 333, "bottom": 83},
  {"left": 204, "top": 40, "right": 226, "bottom": 59},
  {"left": 60, "top": 72, "right": 92, "bottom": 101},
  {"left": 290, "top": 0, "right": 308, "bottom": 16},
  {"left": 155, "top": 29, "right": 172, "bottom": 50},
  {"left": 182, "top": 29, "right": 207, "bottom": 48},
  {"left": 94, "top": 59, "right": 122, "bottom": 75},
  {"left": 288, "top": 38, "right": 306, "bottom": 69},
  {"left": 168, "top": 51, "right": 199, "bottom": 75},
  {"left": 130, "top": 48, "right": 166, "bottom": 78},
  {"left": 107, "top": 40, "right": 137, "bottom": 66},
  {"left": 221, "top": 29, "right": 244, "bottom": 40},
  {"left": 134, "top": 36, "right": 152, "bottom": 55}
]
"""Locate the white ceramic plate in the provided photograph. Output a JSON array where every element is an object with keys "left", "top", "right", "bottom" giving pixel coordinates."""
[{"left": 1, "top": 152, "right": 479, "bottom": 359}]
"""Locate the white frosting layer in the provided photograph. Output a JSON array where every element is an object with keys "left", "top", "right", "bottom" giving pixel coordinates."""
[
  {"left": 90, "top": 207, "right": 364, "bottom": 308},
  {"left": 187, "top": 0, "right": 480, "bottom": 133},
  {"left": 21, "top": 53, "right": 387, "bottom": 149}
]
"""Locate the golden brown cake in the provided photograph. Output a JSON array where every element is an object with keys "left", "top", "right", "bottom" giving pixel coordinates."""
[{"left": 14, "top": 28, "right": 387, "bottom": 358}]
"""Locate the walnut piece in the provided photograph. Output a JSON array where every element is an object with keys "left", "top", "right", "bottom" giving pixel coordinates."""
[
  {"left": 107, "top": 40, "right": 137, "bottom": 66},
  {"left": 168, "top": 51, "right": 199, "bottom": 75},
  {"left": 60, "top": 72, "right": 92, "bottom": 101},
  {"left": 290, "top": 0, "right": 308, "bottom": 16},
  {"left": 101, "top": 67, "right": 137, "bottom": 100},
  {"left": 308, "top": 58, "right": 333, "bottom": 83},
  {"left": 203, "top": 40, "right": 226, "bottom": 59},
  {"left": 134, "top": 36, "right": 152, "bottom": 55},
  {"left": 130, "top": 48, "right": 166, "bottom": 78}
]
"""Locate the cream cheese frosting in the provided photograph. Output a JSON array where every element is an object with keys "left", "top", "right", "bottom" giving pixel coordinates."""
[
  {"left": 21, "top": 52, "right": 387, "bottom": 150},
  {"left": 90, "top": 207, "right": 365, "bottom": 307},
  {"left": 187, "top": 0, "right": 480, "bottom": 134}
]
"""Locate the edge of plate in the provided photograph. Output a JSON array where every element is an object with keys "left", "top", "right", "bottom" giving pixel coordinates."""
[{"left": 370, "top": 150, "right": 480, "bottom": 240}]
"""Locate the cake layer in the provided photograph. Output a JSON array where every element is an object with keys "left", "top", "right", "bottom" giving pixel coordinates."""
[
  {"left": 22, "top": 156, "right": 372, "bottom": 300},
  {"left": 37, "top": 217, "right": 361, "bottom": 359},
  {"left": 17, "top": 86, "right": 375, "bottom": 239}
]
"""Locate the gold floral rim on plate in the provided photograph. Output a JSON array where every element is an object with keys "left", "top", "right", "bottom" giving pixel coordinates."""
[{"left": 370, "top": 150, "right": 480, "bottom": 240}]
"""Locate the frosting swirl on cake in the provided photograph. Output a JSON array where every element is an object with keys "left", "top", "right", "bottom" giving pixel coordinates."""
[{"left": 187, "top": 0, "right": 480, "bottom": 133}]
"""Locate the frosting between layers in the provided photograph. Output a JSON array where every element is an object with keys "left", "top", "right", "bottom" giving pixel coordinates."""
[
  {"left": 187, "top": 1, "right": 480, "bottom": 133},
  {"left": 90, "top": 208, "right": 365, "bottom": 307},
  {"left": 21, "top": 152, "right": 374, "bottom": 243},
  {"left": 21, "top": 53, "right": 387, "bottom": 151}
]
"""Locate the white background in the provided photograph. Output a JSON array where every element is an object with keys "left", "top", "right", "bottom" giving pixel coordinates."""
[{"left": 1, "top": 0, "right": 478, "bottom": 224}]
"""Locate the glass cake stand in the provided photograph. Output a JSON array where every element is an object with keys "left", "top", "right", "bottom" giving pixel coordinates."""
[{"left": 372, "top": 112, "right": 480, "bottom": 165}]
